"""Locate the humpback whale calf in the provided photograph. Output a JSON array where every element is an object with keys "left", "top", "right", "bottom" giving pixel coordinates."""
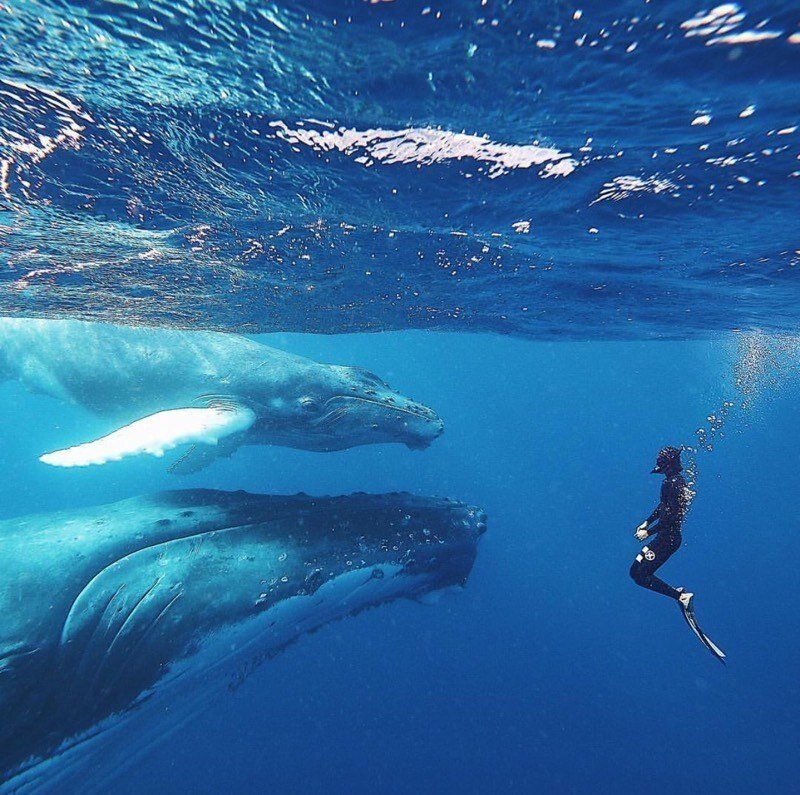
[
  {"left": 0, "top": 318, "right": 443, "bottom": 470},
  {"left": 0, "top": 489, "right": 485, "bottom": 793}
]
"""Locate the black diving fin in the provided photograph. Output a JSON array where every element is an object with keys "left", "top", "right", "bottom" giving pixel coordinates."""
[{"left": 678, "top": 593, "right": 726, "bottom": 665}]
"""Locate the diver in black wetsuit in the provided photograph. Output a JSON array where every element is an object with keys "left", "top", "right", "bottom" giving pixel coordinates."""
[
  {"left": 630, "top": 446, "right": 727, "bottom": 663},
  {"left": 630, "top": 446, "right": 692, "bottom": 609}
]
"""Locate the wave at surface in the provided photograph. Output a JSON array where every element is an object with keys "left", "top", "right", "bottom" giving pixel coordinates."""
[{"left": 0, "top": 0, "right": 798, "bottom": 338}]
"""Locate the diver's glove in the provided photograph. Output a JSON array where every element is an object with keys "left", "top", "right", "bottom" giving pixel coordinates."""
[{"left": 634, "top": 522, "right": 650, "bottom": 542}]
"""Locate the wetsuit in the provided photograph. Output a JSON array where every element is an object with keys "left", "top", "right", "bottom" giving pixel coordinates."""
[{"left": 630, "top": 472, "right": 689, "bottom": 600}]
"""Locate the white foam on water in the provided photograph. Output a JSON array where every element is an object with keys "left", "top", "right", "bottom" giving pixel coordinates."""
[
  {"left": 0, "top": 80, "right": 91, "bottom": 201},
  {"left": 681, "top": 4, "right": 742, "bottom": 32},
  {"left": 707, "top": 29, "right": 781, "bottom": 45},
  {"left": 591, "top": 175, "right": 678, "bottom": 205},
  {"left": 269, "top": 121, "right": 577, "bottom": 179},
  {"left": 681, "top": 3, "right": 783, "bottom": 46}
]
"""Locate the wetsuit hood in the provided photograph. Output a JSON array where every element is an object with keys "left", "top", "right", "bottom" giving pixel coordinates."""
[{"left": 651, "top": 446, "right": 683, "bottom": 474}]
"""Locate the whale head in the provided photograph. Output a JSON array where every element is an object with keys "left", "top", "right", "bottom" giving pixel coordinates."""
[
  {"left": 0, "top": 489, "right": 485, "bottom": 791},
  {"left": 251, "top": 363, "right": 445, "bottom": 452}
]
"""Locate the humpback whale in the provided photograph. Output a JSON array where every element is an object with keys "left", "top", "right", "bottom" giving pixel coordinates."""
[
  {"left": 0, "top": 489, "right": 485, "bottom": 793},
  {"left": 0, "top": 318, "right": 443, "bottom": 470}
]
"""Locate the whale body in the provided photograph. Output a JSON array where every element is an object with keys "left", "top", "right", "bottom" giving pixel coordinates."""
[
  {"left": 0, "top": 489, "right": 485, "bottom": 793},
  {"left": 0, "top": 318, "right": 444, "bottom": 470}
]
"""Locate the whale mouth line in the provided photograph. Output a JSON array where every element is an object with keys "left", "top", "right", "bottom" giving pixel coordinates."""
[{"left": 328, "top": 394, "right": 439, "bottom": 424}]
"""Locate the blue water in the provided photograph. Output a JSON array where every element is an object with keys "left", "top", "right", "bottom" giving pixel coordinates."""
[
  {"left": 1, "top": 0, "right": 799, "bottom": 336},
  {"left": 2, "top": 332, "right": 800, "bottom": 792},
  {"left": 1, "top": 0, "right": 800, "bottom": 792}
]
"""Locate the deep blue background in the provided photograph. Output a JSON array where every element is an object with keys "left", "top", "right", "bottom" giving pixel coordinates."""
[{"left": 1, "top": 331, "right": 797, "bottom": 794}]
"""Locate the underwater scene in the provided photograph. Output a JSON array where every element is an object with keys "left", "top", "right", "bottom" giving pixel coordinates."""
[{"left": 1, "top": 1, "right": 799, "bottom": 793}]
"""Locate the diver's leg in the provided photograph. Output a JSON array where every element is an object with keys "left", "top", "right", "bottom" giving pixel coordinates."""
[{"left": 629, "top": 535, "right": 682, "bottom": 600}]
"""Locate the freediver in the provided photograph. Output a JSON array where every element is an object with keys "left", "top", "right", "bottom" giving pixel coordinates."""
[
  {"left": 630, "top": 446, "right": 726, "bottom": 663},
  {"left": 630, "top": 446, "right": 691, "bottom": 607}
]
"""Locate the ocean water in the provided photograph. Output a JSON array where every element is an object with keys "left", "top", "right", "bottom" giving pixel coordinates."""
[{"left": 1, "top": 0, "right": 799, "bottom": 793}]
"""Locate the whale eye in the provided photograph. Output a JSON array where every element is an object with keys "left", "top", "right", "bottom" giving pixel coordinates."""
[{"left": 299, "top": 396, "right": 320, "bottom": 413}]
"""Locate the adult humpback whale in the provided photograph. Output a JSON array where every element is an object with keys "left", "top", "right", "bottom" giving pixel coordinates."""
[
  {"left": 0, "top": 318, "right": 443, "bottom": 469},
  {"left": 0, "top": 489, "right": 485, "bottom": 793}
]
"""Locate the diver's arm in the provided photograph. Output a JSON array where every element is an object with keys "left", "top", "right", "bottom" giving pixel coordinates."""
[{"left": 634, "top": 505, "right": 661, "bottom": 540}]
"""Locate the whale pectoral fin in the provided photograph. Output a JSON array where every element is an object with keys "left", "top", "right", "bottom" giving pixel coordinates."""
[
  {"left": 39, "top": 405, "right": 256, "bottom": 468},
  {"left": 168, "top": 436, "right": 241, "bottom": 475}
]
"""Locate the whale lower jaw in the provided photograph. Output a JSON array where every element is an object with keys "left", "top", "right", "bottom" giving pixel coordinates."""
[{"left": 0, "top": 563, "right": 438, "bottom": 795}]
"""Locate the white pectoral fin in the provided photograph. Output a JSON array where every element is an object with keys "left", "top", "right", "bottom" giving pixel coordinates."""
[{"left": 39, "top": 405, "right": 256, "bottom": 468}]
